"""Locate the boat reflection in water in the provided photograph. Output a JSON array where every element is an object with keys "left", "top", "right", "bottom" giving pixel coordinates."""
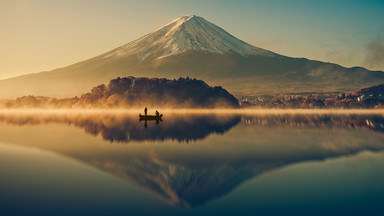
[
  {"left": 0, "top": 112, "right": 383, "bottom": 209},
  {"left": 139, "top": 112, "right": 163, "bottom": 128}
]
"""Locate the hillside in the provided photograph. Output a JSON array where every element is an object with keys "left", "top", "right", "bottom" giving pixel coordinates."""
[
  {"left": 74, "top": 76, "right": 239, "bottom": 108},
  {"left": 0, "top": 15, "right": 384, "bottom": 98}
]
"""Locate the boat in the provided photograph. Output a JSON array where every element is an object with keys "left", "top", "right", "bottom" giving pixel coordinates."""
[{"left": 139, "top": 114, "right": 163, "bottom": 121}]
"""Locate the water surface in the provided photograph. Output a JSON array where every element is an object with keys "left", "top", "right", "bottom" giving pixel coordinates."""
[{"left": 0, "top": 110, "right": 383, "bottom": 215}]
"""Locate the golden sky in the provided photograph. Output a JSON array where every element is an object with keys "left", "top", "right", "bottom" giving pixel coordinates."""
[{"left": 0, "top": 0, "right": 383, "bottom": 79}]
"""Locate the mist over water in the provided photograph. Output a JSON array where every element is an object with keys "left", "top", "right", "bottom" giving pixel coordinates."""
[
  {"left": 1, "top": 107, "right": 384, "bottom": 114},
  {"left": 1, "top": 108, "right": 383, "bottom": 142}
]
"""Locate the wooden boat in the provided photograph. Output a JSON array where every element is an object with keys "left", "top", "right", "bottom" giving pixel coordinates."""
[{"left": 139, "top": 114, "right": 163, "bottom": 121}]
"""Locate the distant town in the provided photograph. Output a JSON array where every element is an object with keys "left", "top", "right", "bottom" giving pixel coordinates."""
[{"left": 239, "top": 84, "right": 384, "bottom": 109}]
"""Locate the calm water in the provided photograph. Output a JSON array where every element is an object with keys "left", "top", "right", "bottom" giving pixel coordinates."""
[{"left": 0, "top": 111, "right": 384, "bottom": 216}]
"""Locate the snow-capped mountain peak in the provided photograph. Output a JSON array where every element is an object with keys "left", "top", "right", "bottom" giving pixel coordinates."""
[{"left": 105, "top": 15, "right": 274, "bottom": 60}]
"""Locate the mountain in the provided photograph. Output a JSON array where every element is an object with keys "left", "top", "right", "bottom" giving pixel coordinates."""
[
  {"left": 1, "top": 15, "right": 384, "bottom": 98},
  {"left": 106, "top": 15, "right": 274, "bottom": 61}
]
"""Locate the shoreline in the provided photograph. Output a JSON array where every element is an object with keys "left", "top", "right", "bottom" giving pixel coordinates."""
[{"left": 0, "top": 108, "right": 383, "bottom": 115}]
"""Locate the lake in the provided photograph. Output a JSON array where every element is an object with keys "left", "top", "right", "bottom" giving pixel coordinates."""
[{"left": 0, "top": 109, "right": 384, "bottom": 216}]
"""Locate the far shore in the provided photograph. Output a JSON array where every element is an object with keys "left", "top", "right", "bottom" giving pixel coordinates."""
[{"left": 0, "top": 108, "right": 383, "bottom": 115}]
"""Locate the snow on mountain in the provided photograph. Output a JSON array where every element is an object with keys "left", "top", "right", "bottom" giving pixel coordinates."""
[{"left": 104, "top": 15, "right": 274, "bottom": 61}]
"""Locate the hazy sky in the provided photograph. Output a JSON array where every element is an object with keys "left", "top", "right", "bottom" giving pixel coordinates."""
[{"left": 1, "top": 0, "right": 383, "bottom": 79}]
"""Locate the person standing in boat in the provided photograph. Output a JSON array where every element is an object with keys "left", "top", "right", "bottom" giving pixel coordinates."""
[{"left": 144, "top": 107, "right": 148, "bottom": 116}]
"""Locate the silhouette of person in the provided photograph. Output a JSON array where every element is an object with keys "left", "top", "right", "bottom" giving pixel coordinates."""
[
  {"left": 144, "top": 107, "right": 148, "bottom": 116},
  {"left": 155, "top": 110, "right": 159, "bottom": 116}
]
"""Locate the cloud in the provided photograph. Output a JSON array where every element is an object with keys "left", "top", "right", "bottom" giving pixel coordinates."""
[
  {"left": 318, "top": 37, "right": 362, "bottom": 68},
  {"left": 363, "top": 37, "right": 384, "bottom": 71}
]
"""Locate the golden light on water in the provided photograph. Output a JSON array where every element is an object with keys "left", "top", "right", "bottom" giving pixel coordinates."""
[{"left": 0, "top": 108, "right": 383, "bottom": 115}]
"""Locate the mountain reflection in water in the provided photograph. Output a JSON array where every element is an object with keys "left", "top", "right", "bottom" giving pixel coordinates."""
[{"left": 0, "top": 112, "right": 384, "bottom": 208}]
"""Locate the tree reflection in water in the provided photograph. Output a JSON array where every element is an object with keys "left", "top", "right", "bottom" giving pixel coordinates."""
[{"left": 0, "top": 112, "right": 242, "bottom": 143}]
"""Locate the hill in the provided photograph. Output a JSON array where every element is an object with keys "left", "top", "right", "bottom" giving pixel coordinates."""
[{"left": 74, "top": 76, "right": 239, "bottom": 108}]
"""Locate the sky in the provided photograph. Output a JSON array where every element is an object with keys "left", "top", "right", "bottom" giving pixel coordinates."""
[{"left": 0, "top": 0, "right": 383, "bottom": 79}]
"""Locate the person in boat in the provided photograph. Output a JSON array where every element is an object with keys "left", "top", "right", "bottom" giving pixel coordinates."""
[
  {"left": 155, "top": 110, "right": 159, "bottom": 117},
  {"left": 144, "top": 107, "right": 148, "bottom": 116}
]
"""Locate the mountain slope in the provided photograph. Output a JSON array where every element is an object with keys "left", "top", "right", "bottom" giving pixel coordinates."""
[
  {"left": 105, "top": 15, "right": 274, "bottom": 61},
  {"left": 0, "top": 15, "right": 383, "bottom": 98}
]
